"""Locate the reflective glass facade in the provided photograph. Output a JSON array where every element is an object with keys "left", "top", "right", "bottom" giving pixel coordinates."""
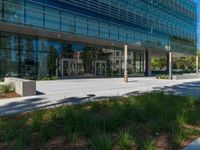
[
  {"left": 0, "top": 32, "right": 145, "bottom": 78},
  {"left": 0, "top": 0, "right": 197, "bottom": 78}
]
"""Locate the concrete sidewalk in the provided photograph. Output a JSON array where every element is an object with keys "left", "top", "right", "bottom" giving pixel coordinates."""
[
  {"left": 183, "top": 138, "right": 200, "bottom": 150},
  {"left": 0, "top": 77, "right": 200, "bottom": 116}
]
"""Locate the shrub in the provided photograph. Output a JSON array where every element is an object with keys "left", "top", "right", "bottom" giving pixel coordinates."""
[
  {"left": 91, "top": 134, "right": 112, "bottom": 150},
  {"left": 0, "top": 83, "right": 15, "bottom": 94},
  {"left": 118, "top": 131, "right": 136, "bottom": 150},
  {"left": 156, "top": 75, "right": 169, "bottom": 79},
  {"left": 37, "top": 76, "right": 58, "bottom": 81}
]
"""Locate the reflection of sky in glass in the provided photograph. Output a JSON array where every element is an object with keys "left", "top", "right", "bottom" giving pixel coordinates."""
[
  {"left": 193, "top": 0, "right": 200, "bottom": 49},
  {"left": 73, "top": 44, "right": 85, "bottom": 52}
]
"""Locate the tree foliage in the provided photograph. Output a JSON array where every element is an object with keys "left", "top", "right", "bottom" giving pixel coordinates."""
[
  {"left": 152, "top": 50, "right": 200, "bottom": 72},
  {"left": 152, "top": 58, "right": 167, "bottom": 70}
]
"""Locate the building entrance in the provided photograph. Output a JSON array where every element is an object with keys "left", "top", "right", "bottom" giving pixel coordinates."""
[
  {"left": 61, "top": 58, "right": 84, "bottom": 78},
  {"left": 94, "top": 60, "right": 107, "bottom": 77}
]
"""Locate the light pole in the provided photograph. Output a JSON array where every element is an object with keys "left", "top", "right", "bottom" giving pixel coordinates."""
[
  {"left": 124, "top": 44, "right": 128, "bottom": 83},
  {"left": 168, "top": 51, "right": 172, "bottom": 80}
]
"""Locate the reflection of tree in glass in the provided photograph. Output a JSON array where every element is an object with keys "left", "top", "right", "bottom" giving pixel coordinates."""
[
  {"left": 1, "top": 35, "right": 19, "bottom": 77},
  {"left": 61, "top": 43, "right": 73, "bottom": 58},
  {"left": 48, "top": 47, "right": 58, "bottom": 77},
  {"left": 4, "top": 0, "right": 24, "bottom": 23},
  {"left": 20, "top": 36, "right": 37, "bottom": 77},
  {"left": 81, "top": 46, "right": 108, "bottom": 74},
  {"left": 152, "top": 58, "right": 167, "bottom": 70}
]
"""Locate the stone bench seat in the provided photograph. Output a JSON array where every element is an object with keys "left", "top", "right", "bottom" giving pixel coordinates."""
[{"left": 4, "top": 77, "right": 36, "bottom": 96}]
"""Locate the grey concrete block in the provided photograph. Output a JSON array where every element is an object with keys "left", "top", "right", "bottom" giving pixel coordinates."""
[
  {"left": 4, "top": 77, "right": 36, "bottom": 96},
  {"left": 172, "top": 74, "right": 200, "bottom": 80}
]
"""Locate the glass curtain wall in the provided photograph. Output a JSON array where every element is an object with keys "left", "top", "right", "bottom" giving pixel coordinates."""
[
  {"left": 0, "top": 32, "right": 61, "bottom": 78},
  {"left": 0, "top": 0, "right": 197, "bottom": 78},
  {"left": 0, "top": 31, "right": 145, "bottom": 78},
  {"left": 0, "top": 32, "right": 19, "bottom": 77},
  {"left": 0, "top": 0, "right": 197, "bottom": 55}
]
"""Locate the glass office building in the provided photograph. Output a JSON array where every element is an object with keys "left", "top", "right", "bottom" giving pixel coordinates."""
[{"left": 0, "top": 0, "right": 197, "bottom": 78}]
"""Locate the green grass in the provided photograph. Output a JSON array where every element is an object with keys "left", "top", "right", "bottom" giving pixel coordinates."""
[
  {"left": 0, "top": 92, "right": 200, "bottom": 150},
  {"left": 91, "top": 134, "right": 112, "bottom": 150},
  {"left": 143, "top": 138, "right": 155, "bottom": 150},
  {"left": 118, "top": 130, "right": 136, "bottom": 150}
]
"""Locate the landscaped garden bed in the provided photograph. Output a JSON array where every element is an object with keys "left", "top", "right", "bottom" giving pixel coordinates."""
[
  {"left": 156, "top": 75, "right": 169, "bottom": 79},
  {"left": 0, "top": 92, "right": 20, "bottom": 99},
  {"left": 0, "top": 93, "right": 200, "bottom": 150},
  {"left": 0, "top": 83, "right": 19, "bottom": 99}
]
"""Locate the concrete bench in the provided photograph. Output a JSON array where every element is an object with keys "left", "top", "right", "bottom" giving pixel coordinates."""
[{"left": 4, "top": 77, "right": 36, "bottom": 96}]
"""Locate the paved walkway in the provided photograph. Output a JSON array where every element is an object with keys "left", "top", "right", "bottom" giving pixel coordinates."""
[
  {"left": 183, "top": 138, "right": 200, "bottom": 150},
  {"left": 0, "top": 77, "right": 200, "bottom": 116}
]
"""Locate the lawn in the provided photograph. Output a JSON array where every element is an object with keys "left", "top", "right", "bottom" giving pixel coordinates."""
[{"left": 0, "top": 92, "right": 200, "bottom": 150}]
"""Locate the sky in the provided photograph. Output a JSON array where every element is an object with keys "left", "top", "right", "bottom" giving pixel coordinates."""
[{"left": 194, "top": 0, "right": 200, "bottom": 49}]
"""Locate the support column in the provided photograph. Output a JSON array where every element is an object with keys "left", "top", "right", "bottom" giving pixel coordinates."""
[
  {"left": 145, "top": 50, "right": 152, "bottom": 76},
  {"left": 100, "top": 62, "right": 102, "bottom": 77},
  {"left": 94, "top": 61, "right": 96, "bottom": 76},
  {"left": 61, "top": 59, "right": 64, "bottom": 79},
  {"left": 196, "top": 55, "right": 199, "bottom": 75},
  {"left": 56, "top": 58, "right": 58, "bottom": 78},
  {"left": 168, "top": 52, "right": 172, "bottom": 80},
  {"left": 124, "top": 45, "right": 128, "bottom": 83}
]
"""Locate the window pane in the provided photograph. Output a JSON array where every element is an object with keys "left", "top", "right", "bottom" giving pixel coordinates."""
[
  {"left": 135, "top": 29, "right": 141, "bottom": 45},
  {"left": 51, "top": 41, "right": 61, "bottom": 55},
  {"left": 45, "top": 7, "right": 60, "bottom": 30},
  {"left": 37, "top": 39, "right": 50, "bottom": 77},
  {"left": 110, "top": 24, "right": 118, "bottom": 41},
  {"left": 119, "top": 25, "right": 127, "bottom": 42},
  {"left": 26, "top": 1, "right": 43, "bottom": 27},
  {"left": 20, "top": 35, "right": 37, "bottom": 52},
  {"left": 48, "top": 42, "right": 59, "bottom": 77},
  {"left": 61, "top": 11, "right": 75, "bottom": 33},
  {"left": 0, "top": 1, "right": 2, "bottom": 20},
  {"left": 1, "top": 33, "right": 19, "bottom": 50},
  {"left": 37, "top": 51, "right": 48, "bottom": 77},
  {"left": 20, "top": 50, "right": 36, "bottom": 77},
  {"left": 76, "top": 15, "right": 87, "bottom": 35},
  {"left": 99, "top": 22, "right": 109, "bottom": 39},
  {"left": 38, "top": 39, "right": 49, "bottom": 52},
  {"left": 0, "top": 49, "right": 19, "bottom": 77},
  {"left": 88, "top": 18, "right": 99, "bottom": 37},
  {"left": 127, "top": 28, "right": 134, "bottom": 43},
  {"left": 4, "top": 0, "right": 24, "bottom": 24}
]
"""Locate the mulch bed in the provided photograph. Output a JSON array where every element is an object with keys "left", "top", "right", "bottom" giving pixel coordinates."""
[{"left": 0, "top": 92, "right": 21, "bottom": 99}]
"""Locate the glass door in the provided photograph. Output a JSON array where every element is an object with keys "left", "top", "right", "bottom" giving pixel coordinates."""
[
  {"left": 61, "top": 59, "right": 78, "bottom": 78},
  {"left": 94, "top": 60, "right": 107, "bottom": 77}
]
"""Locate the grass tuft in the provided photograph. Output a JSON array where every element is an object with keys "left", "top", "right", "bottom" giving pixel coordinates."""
[
  {"left": 0, "top": 83, "right": 14, "bottom": 94},
  {"left": 118, "top": 130, "right": 136, "bottom": 150},
  {"left": 143, "top": 137, "right": 155, "bottom": 150},
  {"left": 91, "top": 134, "right": 112, "bottom": 150}
]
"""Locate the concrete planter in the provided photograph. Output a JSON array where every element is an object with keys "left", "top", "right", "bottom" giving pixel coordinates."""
[
  {"left": 172, "top": 74, "right": 200, "bottom": 80},
  {"left": 4, "top": 77, "right": 36, "bottom": 96}
]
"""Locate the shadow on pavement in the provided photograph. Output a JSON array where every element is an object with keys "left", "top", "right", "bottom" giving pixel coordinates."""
[
  {"left": 36, "top": 91, "right": 45, "bottom": 95},
  {"left": 1, "top": 80, "right": 200, "bottom": 117},
  {"left": 152, "top": 81, "right": 200, "bottom": 98},
  {"left": 0, "top": 95, "right": 114, "bottom": 117}
]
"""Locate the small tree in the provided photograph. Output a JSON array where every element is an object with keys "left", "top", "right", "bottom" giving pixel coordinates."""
[{"left": 152, "top": 58, "right": 166, "bottom": 70}]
